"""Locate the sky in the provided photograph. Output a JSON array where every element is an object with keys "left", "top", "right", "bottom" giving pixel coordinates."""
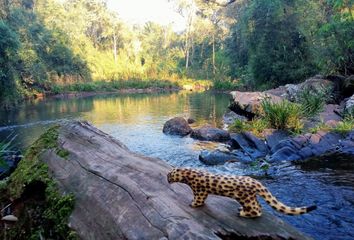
[{"left": 107, "top": 0, "right": 186, "bottom": 31}]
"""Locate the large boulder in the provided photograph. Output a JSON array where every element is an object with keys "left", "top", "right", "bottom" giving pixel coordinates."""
[
  {"left": 229, "top": 91, "right": 283, "bottom": 117},
  {"left": 163, "top": 117, "right": 192, "bottom": 136},
  {"left": 191, "top": 125, "right": 230, "bottom": 142},
  {"left": 9, "top": 121, "right": 311, "bottom": 240}
]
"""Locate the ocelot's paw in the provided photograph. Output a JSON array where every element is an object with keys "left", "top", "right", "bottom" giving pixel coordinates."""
[{"left": 190, "top": 203, "right": 204, "bottom": 208}]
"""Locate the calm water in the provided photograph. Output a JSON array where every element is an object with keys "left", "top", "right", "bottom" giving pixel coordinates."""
[{"left": 0, "top": 91, "right": 353, "bottom": 240}]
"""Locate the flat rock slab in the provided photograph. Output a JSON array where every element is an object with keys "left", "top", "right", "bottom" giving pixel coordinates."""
[{"left": 41, "top": 121, "right": 311, "bottom": 240}]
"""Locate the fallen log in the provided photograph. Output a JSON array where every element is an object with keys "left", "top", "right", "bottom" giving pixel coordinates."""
[{"left": 13, "top": 121, "right": 313, "bottom": 239}]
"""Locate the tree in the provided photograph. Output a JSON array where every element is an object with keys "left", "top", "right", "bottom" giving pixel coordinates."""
[
  {"left": 0, "top": 20, "right": 20, "bottom": 102},
  {"left": 227, "top": 0, "right": 316, "bottom": 89}
]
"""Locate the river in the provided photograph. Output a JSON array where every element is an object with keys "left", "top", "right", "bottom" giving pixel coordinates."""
[{"left": 0, "top": 91, "right": 353, "bottom": 240}]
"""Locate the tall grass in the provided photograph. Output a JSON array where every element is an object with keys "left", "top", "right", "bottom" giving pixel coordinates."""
[
  {"left": 333, "top": 116, "right": 354, "bottom": 134},
  {"left": 51, "top": 79, "right": 179, "bottom": 94},
  {"left": 229, "top": 118, "right": 268, "bottom": 137},
  {"left": 51, "top": 78, "right": 213, "bottom": 94},
  {"left": 261, "top": 99, "right": 303, "bottom": 133},
  {"left": 213, "top": 80, "right": 241, "bottom": 90},
  {"left": 298, "top": 87, "right": 329, "bottom": 118}
]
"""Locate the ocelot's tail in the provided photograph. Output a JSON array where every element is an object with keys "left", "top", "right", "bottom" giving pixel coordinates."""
[{"left": 256, "top": 185, "right": 317, "bottom": 215}]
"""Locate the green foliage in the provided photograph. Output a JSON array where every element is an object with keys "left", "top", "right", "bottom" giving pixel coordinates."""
[
  {"left": 1, "top": 0, "right": 353, "bottom": 106},
  {"left": 298, "top": 87, "right": 329, "bottom": 118},
  {"left": 0, "top": 178, "right": 7, "bottom": 192},
  {"left": 213, "top": 79, "right": 240, "bottom": 90},
  {"left": 333, "top": 116, "right": 354, "bottom": 135},
  {"left": 229, "top": 119, "right": 247, "bottom": 133},
  {"left": 51, "top": 79, "right": 179, "bottom": 93},
  {"left": 309, "top": 122, "right": 332, "bottom": 134},
  {"left": 261, "top": 99, "right": 303, "bottom": 133},
  {"left": 8, "top": 126, "right": 60, "bottom": 197},
  {"left": 229, "top": 118, "right": 268, "bottom": 137},
  {"left": 0, "top": 20, "right": 20, "bottom": 105},
  {"left": 227, "top": 0, "right": 317, "bottom": 89},
  {"left": 314, "top": 1, "right": 354, "bottom": 75},
  {"left": 226, "top": 0, "right": 352, "bottom": 89},
  {"left": 308, "top": 115, "right": 353, "bottom": 135}
]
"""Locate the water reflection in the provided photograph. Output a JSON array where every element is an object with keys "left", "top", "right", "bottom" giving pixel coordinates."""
[{"left": 0, "top": 91, "right": 230, "bottom": 150}]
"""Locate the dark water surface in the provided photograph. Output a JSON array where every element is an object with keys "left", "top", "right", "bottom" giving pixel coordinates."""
[{"left": 0, "top": 91, "right": 353, "bottom": 240}]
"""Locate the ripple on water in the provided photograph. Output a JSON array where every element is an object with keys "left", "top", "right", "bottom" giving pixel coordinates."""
[{"left": 263, "top": 159, "right": 354, "bottom": 240}]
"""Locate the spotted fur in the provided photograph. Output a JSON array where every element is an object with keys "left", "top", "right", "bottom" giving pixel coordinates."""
[{"left": 167, "top": 168, "right": 316, "bottom": 218}]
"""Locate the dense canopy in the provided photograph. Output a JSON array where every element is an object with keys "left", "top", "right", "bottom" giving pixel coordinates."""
[{"left": 0, "top": 0, "right": 353, "bottom": 105}]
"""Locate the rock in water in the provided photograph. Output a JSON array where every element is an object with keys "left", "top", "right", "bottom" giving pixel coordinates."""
[
  {"left": 199, "top": 150, "right": 237, "bottom": 165},
  {"left": 162, "top": 117, "right": 192, "bottom": 136},
  {"left": 191, "top": 125, "right": 230, "bottom": 142}
]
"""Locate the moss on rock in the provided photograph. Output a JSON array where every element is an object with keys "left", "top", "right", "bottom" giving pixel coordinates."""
[{"left": 2, "top": 125, "right": 77, "bottom": 240}]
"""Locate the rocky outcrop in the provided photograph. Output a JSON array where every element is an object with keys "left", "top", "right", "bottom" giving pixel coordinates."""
[
  {"left": 284, "top": 75, "right": 334, "bottom": 102},
  {"left": 229, "top": 75, "right": 337, "bottom": 118},
  {"left": 198, "top": 128, "right": 354, "bottom": 166},
  {"left": 191, "top": 125, "right": 230, "bottom": 142},
  {"left": 231, "top": 132, "right": 269, "bottom": 159},
  {"left": 19, "top": 121, "right": 311, "bottom": 240},
  {"left": 267, "top": 131, "right": 354, "bottom": 163},
  {"left": 162, "top": 117, "right": 192, "bottom": 136},
  {"left": 264, "top": 130, "right": 290, "bottom": 150},
  {"left": 229, "top": 91, "right": 283, "bottom": 118}
]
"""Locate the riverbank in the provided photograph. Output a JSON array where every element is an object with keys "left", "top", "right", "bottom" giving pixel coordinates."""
[{"left": 1, "top": 79, "right": 213, "bottom": 109}]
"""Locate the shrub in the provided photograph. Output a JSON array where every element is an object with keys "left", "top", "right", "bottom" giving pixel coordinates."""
[
  {"left": 333, "top": 116, "right": 354, "bottom": 135},
  {"left": 261, "top": 99, "right": 303, "bottom": 133},
  {"left": 298, "top": 87, "right": 329, "bottom": 118},
  {"left": 229, "top": 118, "right": 268, "bottom": 137},
  {"left": 213, "top": 80, "right": 240, "bottom": 90},
  {"left": 309, "top": 122, "right": 332, "bottom": 134},
  {"left": 229, "top": 119, "right": 247, "bottom": 133}
]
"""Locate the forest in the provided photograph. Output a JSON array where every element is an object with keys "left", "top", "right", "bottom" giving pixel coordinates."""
[{"left": 0, "top": 0, "right": 353, "bottom": 107}]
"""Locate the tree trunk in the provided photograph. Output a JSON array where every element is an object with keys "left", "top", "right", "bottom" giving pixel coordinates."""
[
  {"left": 212, "top": 32, "right": 216, "bottom": 78},
  {"left": 40, "top": 121, "right": 312, "bottom": 240},
  {"left": 113, "top": 33, "right": 117, "bottom": 64}
]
